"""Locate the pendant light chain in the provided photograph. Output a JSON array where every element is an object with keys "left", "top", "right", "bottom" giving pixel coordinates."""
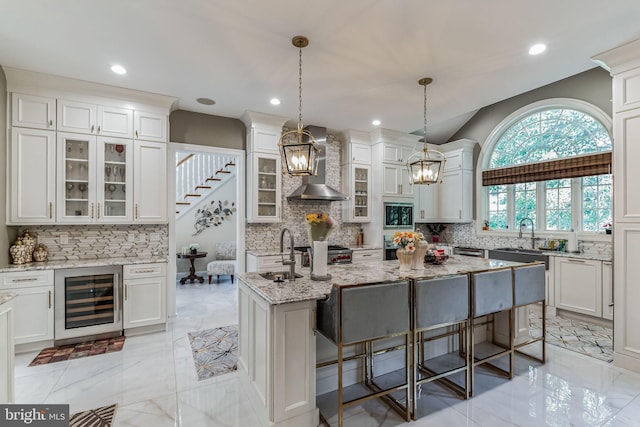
[
  {"left": 423, "top": 82, "right": 430, "bottom": 158},
  {"left": 298, "top": 45, "right": 303, "bottom": 133}
]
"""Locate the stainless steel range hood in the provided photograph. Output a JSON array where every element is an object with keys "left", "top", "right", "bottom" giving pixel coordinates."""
[{"left": 287, "top": 125, "right": 349, "bottom": 201}]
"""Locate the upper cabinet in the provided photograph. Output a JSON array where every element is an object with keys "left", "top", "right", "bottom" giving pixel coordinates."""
[
  {"left": 371, "top": 129, "right": 421, "bottom": 201},
  {"left": 341, "top": 130, "right": 372, "bottom": 222},
  {"left": 11, "top": 93, "right": 56, "bottom": 130},
  {"left": 242, "top": 111, "right": 288, "bottom": 223},
  {"left": 5, "top": 67, "right": 176, "bottom": 225},
  {"left": 414, "top": 139, "right": 477, "bottom": 223}
]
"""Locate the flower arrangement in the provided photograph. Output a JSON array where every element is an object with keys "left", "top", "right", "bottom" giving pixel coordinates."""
[
  {"left": 306, "top": 212, "right": 335, "bottom": 242},
  {"left": 603, "top": 222, "right": 612, "bottom": 234},
  {"left": 392, "top": 231, "right": 424, "bottom": 253},
  {"left": 188, "top": 243, "right": 200, "bottom": 254}
]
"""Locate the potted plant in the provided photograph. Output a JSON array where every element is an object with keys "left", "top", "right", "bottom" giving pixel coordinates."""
[
  {"left": 603, "top": 222, "right": 612, "bottom": 234},
  {"left": 189, "top": 243, "right": 200, "bottom": 254},
  {"left": 426, "top": 223, "right": 447, "bottom": 243}
]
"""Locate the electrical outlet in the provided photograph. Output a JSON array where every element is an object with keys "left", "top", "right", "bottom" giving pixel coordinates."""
[
  {"left": 139, "top": 232, "right": 147, "bottom": 242},
  {"left": 127, "top": 233, "right": 135, "bottom": 243},
  {"left": 60, "top": 234, "right": 68, "bottom": 245}
]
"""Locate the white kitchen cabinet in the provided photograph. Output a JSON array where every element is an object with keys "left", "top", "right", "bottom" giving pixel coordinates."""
[
  {"left": 133, "top": 140, "right": 168, "bottom": 223},
  {"left": 238, "top": 280, "right": 318, "bottom": 426},
  {"left": 11, "top": 93, "right": 56, "bottom": 130},
  {"left": 382, "top": 164, "right": 413, "bottom": 197},
  {"left": 342, "top": 164, "right": 371, "bottom": 222},
  {"left": 602, "top": 261, "right": 613, "bottom": 321},
  {"left": 246, "top": 253, "right": 303, "bottom": 273},
  {"left": 438, "top": 168, "right": 473, "bottom": 222},
  {"left": 382, "top": 143, "right": 414, "bottom": 164},
  {"left": 9, "top": 128, "right": 56, "bottom": 224},
  {"left": 56, "top": 133, "right": 133, "bottom": 223},
  {"left": 351, "top": 248, "right": 383, "bottom": 262},
  {"left": 554, "top": 257, "right": 602, "bottom": 317},
  {"left": 247, "top": 153, "right": 281, "bottom": 222},
  {"left": 415, "top": 183, "right": 438, "bottom": 221},
  {"left": 134, "top": 110, "right": 167, "bottom": 142},
  {"left": 123, "top": 263, "right": 167, "bottom": 330},
  {"left": 0, "top": 270, "right": 54, "bottom": 347},
  {"left": 0, "top": 297, "right": 14, "bottom": 403},
  {"left": 57, "top": 99, "right": 97, "bottom": 134}
]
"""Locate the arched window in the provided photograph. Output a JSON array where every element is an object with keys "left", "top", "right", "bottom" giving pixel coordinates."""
[{"left": 480, "top": 99, "right": 612, "bottom": 234}]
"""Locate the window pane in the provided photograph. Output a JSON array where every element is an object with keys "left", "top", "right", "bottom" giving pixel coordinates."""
[
  {"left": 546, "top": 179, "right": 571, "bottom": 231},
  {"left": 582, "top": 174, "right": 612, "bottom": 231},
  {"left": 515, "top": 182, "right": 536, "bottom": 225},
  {"left": 488, "top": 185, "right": 508, "bottom": 229}
]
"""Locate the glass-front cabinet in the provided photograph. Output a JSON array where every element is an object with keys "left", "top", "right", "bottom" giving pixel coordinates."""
[
  {"left": 247, "top": 153, "right": 281, "bottom": 222},
  {"left": 342, "top": 164, "right": 371, "bottom": 222},
  {"left": 57, "top": 133, "right": 132, "bottom": 223}
]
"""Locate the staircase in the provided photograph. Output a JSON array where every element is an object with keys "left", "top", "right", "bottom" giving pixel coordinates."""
[{"left": 175, "top": 152, "right": 237, "bottom": 218}]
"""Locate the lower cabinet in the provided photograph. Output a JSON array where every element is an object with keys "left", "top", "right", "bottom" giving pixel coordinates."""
[
  {"left": 0, "top": 271, "right": 54, "bottom": 347},
  {"left": 0, "top": 298, "right": 15, "bottom": 403},
  {"left": 351, "top": 248, "right": 383, "bottom": 263},
  {"left": 123, "top": 263, "right": 166, "bottom": 330},
  {"left": 246, "top": 253, "right": 303, "bottom": 272},
  {"left": 602, "top": 261, "right": 613, "bottom": 321},
  {"left": 238, "top": 280, "right": 318, "bottom": 426},
  {"left": 554, "top": 257, "right": 603, "bottom": 318}
]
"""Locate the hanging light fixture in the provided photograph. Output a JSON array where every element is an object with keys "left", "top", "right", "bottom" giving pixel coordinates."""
[
  {"left": 278, "top": 36, "right": 319, "bottom": 176},
  {"left": 406, "top": 77, "right": 445, "bottom": 185}
]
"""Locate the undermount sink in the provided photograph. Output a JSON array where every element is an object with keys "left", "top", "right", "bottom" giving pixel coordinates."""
[
  {"left": 488, "top": 248, "right": 549, "bottom": 270},
  {"left": 259, "top": 271, "right": 304, "bottom": 281}
]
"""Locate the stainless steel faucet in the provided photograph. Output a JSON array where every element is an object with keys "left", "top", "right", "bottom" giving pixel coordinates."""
[
  {"left": 518, "top": 217, "right": 536, "bottom": 249},
  {"left": 280, "top": 228, "right": 296, "bottom": 281}
]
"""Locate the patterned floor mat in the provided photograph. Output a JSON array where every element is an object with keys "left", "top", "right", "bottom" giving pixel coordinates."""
[
  {"left": 529, "top": 311, "right": 613, "bottom": 362},
  {"left": 70, "top": 404, "right": 117, "bottom": 427},
  {"left": 29, "top": 337, "right": 125, "bottom": 366},
  {"left": 188, "top": 325, "right": 238, "bottom": 380}
]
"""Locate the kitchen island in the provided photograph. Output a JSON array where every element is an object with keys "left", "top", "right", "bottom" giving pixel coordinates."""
[{"left": 238, "top": 256, "right": 523, "bottom": 427}]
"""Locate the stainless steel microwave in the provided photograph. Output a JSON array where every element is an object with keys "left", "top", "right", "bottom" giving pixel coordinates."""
[{"left": 384, "top": 202, "right": 414, "bottom": 229}]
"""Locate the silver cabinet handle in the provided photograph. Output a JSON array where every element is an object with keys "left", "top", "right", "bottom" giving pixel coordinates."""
[
  {"left": 91, "top": 203, "right": 95, "bottom": 219},
  {"left": 49, "top": 120, "right": 53, "bottom": 126},
  {"left": 48, "top": 290, "right": 52, "bottom": 309},
  {"left": 567, "top": 258, "right": 586, "bottom": 263},
  {"left": 133, "top": 269, "right": 155, "bottom": 274},
  {"left": 135, "top": 130, "right": 139, "bottom": 139},
  {"left": 50, "top": 202, "right": 53, "bottom": 219},
  {"left": 124, "top": 284, "right": 128, "bottom": 301},
  {"left": 135, "top": 204, "right": 139, "bottom": 219},
  {"left": 91, "top": 125, "right": 95, "bottom": 133},
  {"left": 97, "top": 125, "right": 101, "bottom": 133},
  {"left": 362, "top": 253, "right": 373, "bottom": 257},
  {"left": 97, "top": 203, "right": 101, "bottom": 219},
  {"left": 11, "top": 277, "right": 38, "bottom": 283},
  {"left": 608, "top": 302, "right": 614, "bottom": 307}
]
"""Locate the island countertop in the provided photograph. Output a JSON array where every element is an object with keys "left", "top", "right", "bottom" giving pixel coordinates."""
[{"left": 238, "top": 256, "right": 522, "bottom": 305}]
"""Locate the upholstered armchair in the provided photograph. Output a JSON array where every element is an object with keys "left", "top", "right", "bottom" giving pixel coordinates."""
[{"left": 206, "top": 242, "right": 237, "bottom": 284}]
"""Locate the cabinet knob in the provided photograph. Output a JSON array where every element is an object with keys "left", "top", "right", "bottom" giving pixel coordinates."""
[
  {"left": 97, "top": 125, "right": 101, "bottom": 133},
  {"left": 135, "top": 204, "right": 139, "bottom": 219},
  {"left": 48, "top": 120, "right": 53, "bottom": 126},
  {"left": 91, "top": 125, "right": 95, "bottom": 133},
  {"left": 135, "top": 130, "right": 139, "bottom": 139},
  {"left": 49, "top": 202, "right": 53, "bottom": 219}
]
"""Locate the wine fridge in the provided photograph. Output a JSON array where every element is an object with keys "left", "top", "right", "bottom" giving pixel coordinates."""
[{"left": 54, "top": 266, "right": 122, "bottom": 344}]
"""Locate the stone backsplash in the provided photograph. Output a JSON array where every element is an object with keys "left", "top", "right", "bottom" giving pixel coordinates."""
[
  {"left": 245, "top": 133, "right": 361, "bottom": 250},
  {"left": 11, "top": 224, "right": 168, "bottom": 261}
]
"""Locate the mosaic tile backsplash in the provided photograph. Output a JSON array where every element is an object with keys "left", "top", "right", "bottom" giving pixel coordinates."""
[
  {"left": 11, "top": 224, "right": 168, "bottom": 261},
  {"left": 245, "top": 133, "right": 361, "bottom": 250}
]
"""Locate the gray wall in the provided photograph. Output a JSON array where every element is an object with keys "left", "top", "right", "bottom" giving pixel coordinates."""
[
  {"left": 450, "top": 67, "right": 612, "bottom": 147},
  {"left": 0, "top": 68, "right": 8, "bottom": 265},
  {"left": 169, "top": 109, "right": 245, "bottom": 149}
]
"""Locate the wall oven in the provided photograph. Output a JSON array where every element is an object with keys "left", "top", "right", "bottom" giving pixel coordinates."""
[
  {"left": 384, "top": 202, "right": 414, "bottom": 229},
  {"left": 54, "top": 266, "right": 122, "bottom": 344}
]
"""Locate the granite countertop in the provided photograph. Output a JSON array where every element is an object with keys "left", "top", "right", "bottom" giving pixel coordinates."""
[
  {"left": 239, "top": 256, "right": 521, "bottom": 305},
  {"left": 0, "top": 256, "right": 168, "bottom": 273},
  {"left": 349, "top": 245, "right": 383, "bottom": 251},
  {"left": 0, "top": 292, "right": 16, "bottom": 305},
  {"left": 544, "top": 251, "right": 612, "bottom": 262},
  {"left": 246, "top": 250, "right": 292, "bottom": 257}
]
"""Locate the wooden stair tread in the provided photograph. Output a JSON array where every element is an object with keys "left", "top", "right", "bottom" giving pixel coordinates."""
[
  {"left": 195, "top": 185, "right": 212, "bottom": 189},
  {"left": 225, "top": 161, "right": 236, "bottom": 167},
  {"left": 206, "top": 177, "right": 222, "bottom": 181},
  {"left": 215, "top": 169, "right": 232, "bottom": 175},
  {"left": 185, "top": 193, "right": 202, "bottom": 197}
]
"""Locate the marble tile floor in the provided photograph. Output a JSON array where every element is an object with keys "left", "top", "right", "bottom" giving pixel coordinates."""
[{"left": 11, "top": 279, "right": 640, "bottom": 426}]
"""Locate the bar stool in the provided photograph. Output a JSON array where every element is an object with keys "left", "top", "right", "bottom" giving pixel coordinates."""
[
  {"left": 413, "top": 274, "right": 470, "bottom": 418},
  {"left": 316, "top": 280, "right": 412, "bottom": 427},
  {"left": 469, "top": 267, "right": 514, "bottom": 396},
  {"left": 512, "top": 262, "right": 546, "bottom": 363}
]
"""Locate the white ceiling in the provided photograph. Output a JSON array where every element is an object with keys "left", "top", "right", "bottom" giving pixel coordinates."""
[{"left": 2, "top": 1, "right": 640, "bottom": 143}]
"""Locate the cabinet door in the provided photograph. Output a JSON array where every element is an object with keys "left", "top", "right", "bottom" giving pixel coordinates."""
[
  {"left": 9, "top": 286, "right": 54, "bottom": 345},
  {"left": 134, "top": 140, "right": 168, "bottom": 222},
  {"left": 56, "top": 133, "right": 96, "bottom": 223},
  {"left": 602, "top": 261, "right": 613, "bottom": 320},
  {"left": 400, "top": 166, "right": 413, "bottom": 196},
  {"left": 57, "top": 99, "right": 97, "bottom": 134},
  {"left": 123, "top": 276, "right": 166, "bottom": 329},
  {"left": 10, "top": 128, "right": 56, "bottom": 223},
  {"left": 343, "top": 165, "right": 370, "bottom": 222},
  {"left": 97, "top": 137, "right": 133, "bottom": 222},
  {"left": 0, "top": 301, "right": 14, "bottom": 403},
  {"left": 439, "top": 170, "right": 463, "bottom": 221},
  {"left": 247, "top": 153, "right": 281, "bottom": 223},
  {"left": 554, "top": 258, "right": 602, "bottom": 317},
  {"left": 383, "top": 165, "right": 400, "bottom": 195},
  {"left": 97, "top": 106, "right": 133, "bottom": 138},
  {"left": 134, "top": 111, "right": 167, "bottom": 142},
  {"left": 351, "top": 143, "right": 371, "bottom": 165},
  {"left": 415, "top": 184, "right": 438, "bottom": 221},
  {"left": 11, "top": 93, "right": 55, "bottom": 130}
]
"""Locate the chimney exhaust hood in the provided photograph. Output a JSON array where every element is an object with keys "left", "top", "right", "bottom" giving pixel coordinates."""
[{"left": 287, "top": 125, "right": 349, "bottom": 201}]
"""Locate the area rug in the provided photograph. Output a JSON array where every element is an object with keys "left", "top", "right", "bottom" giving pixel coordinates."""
[
  {"left": 187, "top": 325, "right": 238, "bottom": 380},
  {"left": 29, "top": 337, "right": 126, "bottom": 367},
  {"left": 529, "top": 310, "right": 613, "bottom": 362},
  {"left": 70, "top": 404, "right": 117, "bottom": 427}
]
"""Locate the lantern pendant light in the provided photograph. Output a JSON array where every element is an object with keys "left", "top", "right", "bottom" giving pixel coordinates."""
[
  {"left": 278, "top": 36, "right": 319, "bottom": 176},
  {"left": 406, "top": 77, "right": 445, "bottom": 185}
]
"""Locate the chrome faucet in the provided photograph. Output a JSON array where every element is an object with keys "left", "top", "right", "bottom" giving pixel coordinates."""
[
  {"left": 280, "top": 228, "right": 296, "bottom": 281},
  {"left": 518, "top": 217, "right": 536, "bottom": 249}
]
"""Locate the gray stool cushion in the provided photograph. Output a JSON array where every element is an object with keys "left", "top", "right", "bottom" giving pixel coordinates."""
[
  {"left": 513, "top": 263, "right": 545, "bottom": 306},
  {"left": 415, "top": 274, "right": 469, "bottom": 329},
  {"left": 472, "top": 268, "right": 513, "bottom": 317}
]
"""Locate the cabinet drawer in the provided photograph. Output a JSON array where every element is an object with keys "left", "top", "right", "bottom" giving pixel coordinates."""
[
  {"left": 0, "top": 270, "right": 53, "bottom": 289},
  {"left": 260, "top": 256, "right": 288, "bottom": 270},
  {"left": 124, "top": 263, "right": 166, "bottom": 279},
  {"left": 352, "top": 250, "right": 382, "bottom": 262}
]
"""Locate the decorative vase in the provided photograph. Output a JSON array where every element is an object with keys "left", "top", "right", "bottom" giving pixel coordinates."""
[
  {"left": 33, "top": 243, "right": 48, "bottom": 262},
  {"left": 412, "top": 240, "right": 429, "bottom": 270},
  {"left": 396, "top": 247, "right": 413, "bottom": 272},
  {"left": 21, "top": 230, "right": 36, "bottom": 263},
  {"left": 10, "top": 238, "right": 27, "bottom": 265},
  {"left": 190, "top": 248, "right": 198, "bottom": 255},
  {"left": 606, "top": 229, "right": 612, "bottom": 235}
]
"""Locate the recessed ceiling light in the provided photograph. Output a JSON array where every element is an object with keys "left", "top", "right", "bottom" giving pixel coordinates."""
[
  {"left": 196, "top": 97, "right": 216, "bottom": 106},
  {"left": 270, "top": 98, "right": 281, "bottom": 106},
  {"left": 372, "top": 119, "right": 381, "bottom": 126},
  {"left": 110, "top": 64, "right": 127, "bottom": 75},
  {"left": 528, "top": 43, "right": 547, "bottom": 55}
]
